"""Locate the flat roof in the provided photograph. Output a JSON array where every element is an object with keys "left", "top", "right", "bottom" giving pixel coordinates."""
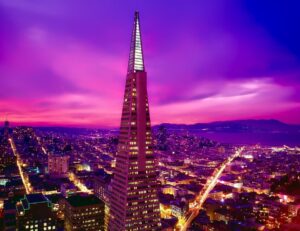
[
  {"left": 66, "top": 194, "right": 103, "bottom": 207},
  {"left": 26, "top": 193, "right": 49, "bottom": 204}
]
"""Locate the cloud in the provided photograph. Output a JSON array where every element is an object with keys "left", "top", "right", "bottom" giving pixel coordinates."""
[
  {"left": 0, "top": 68, "right": 86, "bottom": 99},
  {"left": 151, "top": 78, "right": 300, "bottom": 124},
  {"left": 0, "top": 1, "right": 300, "bottom": 126}
]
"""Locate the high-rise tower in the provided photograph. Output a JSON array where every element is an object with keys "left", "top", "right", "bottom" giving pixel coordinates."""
[
  {"left": 4, "top": 118, "right": 9, "bottom": 138},
  {"left": 109, "top": 12, "right": 161, "bottom": 230}
]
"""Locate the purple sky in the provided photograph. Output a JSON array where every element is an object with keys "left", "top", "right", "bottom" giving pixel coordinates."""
[{"left": 1, "top": 0, "right": 300, "bottom": 127}]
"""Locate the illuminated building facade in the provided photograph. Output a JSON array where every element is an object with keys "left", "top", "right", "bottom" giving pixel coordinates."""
[
  {"left": 94, "top": 169, "right": 111, "bottom": 204},
  {"left": 48, "top": 154, "right": 69, "bottom": 178},
  {"left": 0, "top": 120, "right": 16, "bottom": 167},
  {"left": 0, "top": 140, "right": 16, "bottom": 167},
  {"left": 63, "top": 194, "right": 105, "bottom": 231},
  {"left": 109, "top": 11, "right": 161, "bottom": 230}
]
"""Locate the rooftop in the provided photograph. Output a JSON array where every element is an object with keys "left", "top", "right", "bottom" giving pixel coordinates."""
[
  {"left": 17, "top": 193, "right": 52, "bottom": 214},
  {"left": 26, "top": 193, "right": 49, "bottom": 204},
  {"left": 66, "top": 194, "right": 103, "bottom": 207}
]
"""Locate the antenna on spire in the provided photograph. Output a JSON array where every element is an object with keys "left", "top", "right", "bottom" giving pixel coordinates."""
[{"left": 127, "top": 11, "right": 145, "bottom": 73}]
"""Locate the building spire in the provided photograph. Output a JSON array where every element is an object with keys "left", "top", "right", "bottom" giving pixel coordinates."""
[{"left": 128, "top": 11, "right": 145, "bottom": 73}]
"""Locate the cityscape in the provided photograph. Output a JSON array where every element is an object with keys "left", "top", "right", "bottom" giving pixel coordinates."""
[{"left": 1, "top": 1, "right": 300, "bottom": 231}]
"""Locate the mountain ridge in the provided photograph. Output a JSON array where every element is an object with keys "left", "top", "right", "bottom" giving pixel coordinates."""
[{"left": 154, "top": 119, "right": 300, "bottom": 133}]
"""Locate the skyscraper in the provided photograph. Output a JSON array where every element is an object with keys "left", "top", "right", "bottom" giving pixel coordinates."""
[
  {"left": 0, "top": 119, "right": 16, "bottom": 168},
  {"left": 4, "top": 119, "right": 9, "bottom": 138},
  {"left": 109, "top": 11, "right": 161, "bottom": 230}
]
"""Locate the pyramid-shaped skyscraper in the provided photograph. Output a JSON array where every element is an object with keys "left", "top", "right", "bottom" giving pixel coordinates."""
[{"left": 109, "top": 11, "right": 161, "bottom": 230}]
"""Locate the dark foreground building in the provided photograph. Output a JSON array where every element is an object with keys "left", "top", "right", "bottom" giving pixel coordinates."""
[
  {"left": 16, "top": 193, "right": 57, "bottom": 230},
  {"left": 109, "top": 11, "right": 161, "bottom": 230},
  {"left": 3, "top": 200, "right": 17, "bottom": 231},
  {"left": 63, "top": 194, "right": 105, "bottom": 231}
]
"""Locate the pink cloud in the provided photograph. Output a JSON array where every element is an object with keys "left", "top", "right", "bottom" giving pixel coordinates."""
[
  {"left": 1, "top": 2, "right": 300, "bottom": 127},
  {"left": 151, "top": 78, "right": 300, "bottom": 124}
]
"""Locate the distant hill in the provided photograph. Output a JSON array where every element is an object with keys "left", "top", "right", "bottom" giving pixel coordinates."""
[
  {"left": 30, "top": 119, "right": 299, "bottom": 145},
  {"left": 155, "top": 119, "right": 300, "bottom": 133},
  {"left": 154, "top": 120, "right": 300, "bottom": 146}
]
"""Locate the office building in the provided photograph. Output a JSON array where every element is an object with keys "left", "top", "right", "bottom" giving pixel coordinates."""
[
  {"left": 63, "top": 194, "right": 105, "bottom": 231},
  {"left": 109, "top": 11, "right": 161, "bottom": 230},
  {"left": 48, "top": 154, "right": 69, "bottom": 178}
]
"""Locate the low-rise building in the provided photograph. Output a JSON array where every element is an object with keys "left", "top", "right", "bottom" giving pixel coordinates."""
[
  {"left": 48, "top": 154, "right": 70, "bottom": 178},
  {"left": 16, "top": 193, "right": 57, "bottom": 230}
]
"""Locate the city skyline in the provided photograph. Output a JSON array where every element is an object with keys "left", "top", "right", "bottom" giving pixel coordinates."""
[
  {"left": 0, "top": 3, "right": 299, "bottom": 230},
  {"left": 1, "top": 1, "right": 300, "bottom": 127}
]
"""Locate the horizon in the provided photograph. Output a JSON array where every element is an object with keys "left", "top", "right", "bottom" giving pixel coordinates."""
[
  {"left": 1, "top": 3, "right": 300, "bottom": 230},
  {"left": 1, "top": 1, "right": 300, "bottom": 126},
  {"left": 5, "top": 118, "right": 300, "bottom": 130}
]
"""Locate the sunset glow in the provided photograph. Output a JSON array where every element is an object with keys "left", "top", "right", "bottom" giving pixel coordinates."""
[{"left": 1, "top": 1, "right": 300, "bottom": 126}]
